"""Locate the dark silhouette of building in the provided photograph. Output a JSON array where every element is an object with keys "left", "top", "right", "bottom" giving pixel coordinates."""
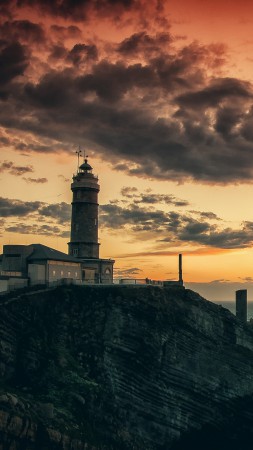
[
  {"left": 68, "top": 157, "right": 114, "bottom": 284},
  {"left": 236, "top": 289, "right": 247, "bottom": 324}
]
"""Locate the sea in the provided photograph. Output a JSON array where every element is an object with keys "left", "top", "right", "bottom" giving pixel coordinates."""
[{"left": 214, "top": 301, "right": 253, "bottom": 321}]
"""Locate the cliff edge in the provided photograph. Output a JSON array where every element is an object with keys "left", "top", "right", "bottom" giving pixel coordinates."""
[{"left": 0, "top": 285, "right": 253, "bottom": 449}]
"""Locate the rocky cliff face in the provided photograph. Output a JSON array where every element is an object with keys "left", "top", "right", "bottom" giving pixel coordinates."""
[{"left": 0, "top": 285, "right": 253, "bottom": 449}]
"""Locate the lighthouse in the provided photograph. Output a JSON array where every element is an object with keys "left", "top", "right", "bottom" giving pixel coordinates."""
[
  {"left": 68, "top": 155, "right": 114, "bottom": 284},
  {"left": 68, "top": 158, "right": 99, "bottom": 259}
]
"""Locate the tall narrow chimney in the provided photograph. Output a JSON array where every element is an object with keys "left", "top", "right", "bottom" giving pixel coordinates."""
[{"left": 179, "top": 253, "right": 183, "bottom": 284}]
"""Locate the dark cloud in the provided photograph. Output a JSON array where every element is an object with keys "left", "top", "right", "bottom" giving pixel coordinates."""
[
  {"left": 68, "top": 44, "right": 98, "bottom": 66},
  {"left": 0, "top": 198, "right": 70, "bottom": 237},
  {"left": 50, "top": 25, "right": 81, "bottom": 38},
  {"left": 0, "top": 20, "right": 45, "bottom": 45},
  {"left": 0, "top": 197, "right": 42, "bottom": 217},
  {"left": 39, "top": 202, "right": 71, "bottom": 224},
  {"left": 48, "top": 45, "right": 68, "bottom": 61},
  {"left": 14, "top": 0, "right": 142, "bottom": 21},
  {"left": 23, "top": 177, "right": 48, "bottom": 183},
  {"left": 0, "top": 132, "right": 70, "bottom": 154},
  {"left": 1, "top": 190, "right": 253, "bottom": 249},
  {"left": 114, "top": 266, "right": 143, "bottom": 277},
  {"left": 6, "top": 223, "right": 65, "bottom": 236},
  {"left": 100, "top": 200, "right": 253, "bottom": 249},
  {"left": 0, "top": 41, "right": 28, "bottom": 86},
  {"left": 100, "top": 203, "right": 169, "bottom": 233},
  {"left": 199, "top": 211, "right": 221, "bottom": 220},
  {"left": 136, "top": 193, "right": 189, "bottom": 206},
  {"left": 24, "top": 70, "right": 75, "bottom": 108},
  {"left": 77, "top": 60, "right": 156, "bottom": 102},
  {"left": 0, "top": 160, "right": 34, "bottom": 175},
  {"left": 1, "top": 8, "right": 253, "bottom": 185},
  {"left": 176, "top": 78, "right": 252, "bottom": 110},
  {"left": 177, "top": 219, "right": 253, "bottom": 249},
  {"left": 3, "top": 47, "right": 249, "bottom": 184},
  {"left": 120, "top": 186, "right": 189, "bottom": 206},
  {"left": 0, "top": 197, "right": 70, "bottom": 226},
  {"left": 120, "top": 186, "right": 138, "bottom": 198},
  {"left": 117, "top": 31, "right": 173, "bottom": 58}
]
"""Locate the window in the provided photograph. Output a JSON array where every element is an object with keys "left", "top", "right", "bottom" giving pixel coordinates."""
[
  {"left": 75, "top": 224, "right": 79, "bottom": 231},
  {"left": 61, "top": 270, "right": 64, "bottom": 277},
  {"left": 94, "top": 219, "right": 97, "bottom": 225},
  {"left": 53, "top": 270, "right": 56, "bottom": 277},
  {"left": 73, "top": 248, "right": 78, "bottom": 257},
  {"left": 75, "top": 272, "right": 78, "bottom": 278},
  {"left": 105, "top": 268, "right": 111, "bottom": 275},
  {"left": 68, "top": 271, "right": 71, "bottom": 277}
]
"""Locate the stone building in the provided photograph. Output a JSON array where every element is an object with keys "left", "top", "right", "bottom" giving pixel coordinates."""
[
  {"left": 68, "top": 157, "right": 114, "bottom": 284},
  {"left": 0, "top": 244, "right": 82, "bottom": 291}
]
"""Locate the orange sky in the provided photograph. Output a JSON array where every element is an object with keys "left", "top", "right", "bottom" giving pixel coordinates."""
[{"left": 1, "top": 0, "right": 253, "bottom": 300}]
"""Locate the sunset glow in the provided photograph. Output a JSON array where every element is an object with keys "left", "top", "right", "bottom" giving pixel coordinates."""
[{"left": 2, "top": 0, "right": 253, "bottom": 300}]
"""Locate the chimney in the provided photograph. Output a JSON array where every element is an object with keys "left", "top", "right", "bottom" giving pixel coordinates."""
[
  {"left": 236, "top": 289, "right": 247, "bottom": 324},
  {"left": 179, "top": 254, "right": 183, "bottom": 284}
]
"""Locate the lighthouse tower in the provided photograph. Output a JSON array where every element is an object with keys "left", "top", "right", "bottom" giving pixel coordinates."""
[
  {"left": 68, "top": 158, "right": 99, "bottom": 259},
  {"left": 68, "top": 156, "right": 114, "bottom": 284}
]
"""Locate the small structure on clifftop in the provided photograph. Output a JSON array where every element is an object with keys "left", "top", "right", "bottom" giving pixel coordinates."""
[
  {"left": 236, "top": 289, "right": 247, "bottom": 324},
  {"left": 163, "top": 254, "right": 184, "bottom": 287},
  {"left": 68, "top": 154, "right": 114, "bottom": 284}
]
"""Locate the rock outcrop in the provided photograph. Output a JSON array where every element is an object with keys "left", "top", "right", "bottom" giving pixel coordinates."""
[{"left": 0, "top": 285, "right": 253, "bottom": 449}]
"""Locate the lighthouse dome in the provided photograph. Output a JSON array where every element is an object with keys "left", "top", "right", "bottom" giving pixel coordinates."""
[{"left": 80, "top": 159, "right": 92, "bottom": 171}]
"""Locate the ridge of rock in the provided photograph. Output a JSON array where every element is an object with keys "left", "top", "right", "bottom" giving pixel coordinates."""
[{"left": 0, "top": 285, "right": 253, "bottom": 449}]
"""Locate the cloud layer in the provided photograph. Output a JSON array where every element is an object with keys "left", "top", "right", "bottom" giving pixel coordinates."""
[
  {"left": 2, "top": 182, "right": 253, "bottom": 252},
  {"left": 1, "top": 2, "right": 253, "bottom": 184},
  {"left": 105, "top": 187, "right": 253, "bottom": 250}
]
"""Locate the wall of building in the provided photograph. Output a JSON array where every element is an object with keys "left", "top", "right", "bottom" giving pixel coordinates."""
[
  {"left": 69, "top": 242, "right": 100, "bottom": 259},
  {"left": 100, "top": 262, "right": 114, "bottom": 284},
  {"left": 2, "top": 245, "right": 33, "bottom": 275},
  {"left": 0, "top": 279, "right": 8, "bottom": 293},
  {"left": 82, "top": 268, "right": 96, "bottom": 284},
  {"left": 28, "top": 264, "right": 46, "bottom": 285},
  {"left": 47, "top": 260, "right": 81, "bottom": 283},
  {"left": 0, "top": 277, "right": 28, "bottom": 293},
  {"left": 80, "top": 260, "right": 114, "bottom": 284}
]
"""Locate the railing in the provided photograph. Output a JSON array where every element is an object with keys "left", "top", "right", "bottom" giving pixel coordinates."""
[{"left": 114, "top": 278, "right": 163, "bottom": 286}]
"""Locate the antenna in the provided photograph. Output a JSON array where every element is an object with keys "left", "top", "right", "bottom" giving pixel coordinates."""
[
  {"left": 76, "top": 147, "right": 82, "bottom": 173},
  {"left": 82, "top": 148, "right": 89, "bottom": 163}
]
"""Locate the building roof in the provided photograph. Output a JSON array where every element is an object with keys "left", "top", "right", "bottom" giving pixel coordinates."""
[{"left": 27, "top": 244, "right": 80, "bottom": 264}]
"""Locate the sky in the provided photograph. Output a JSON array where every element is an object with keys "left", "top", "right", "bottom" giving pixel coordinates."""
[{"left": 2, "top": 0, "right": 253, "bottom": 301}]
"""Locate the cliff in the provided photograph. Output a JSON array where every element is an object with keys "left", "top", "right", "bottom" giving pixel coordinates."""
[{"left": 0, "top": 285, "right": 253, "bottom": 449}]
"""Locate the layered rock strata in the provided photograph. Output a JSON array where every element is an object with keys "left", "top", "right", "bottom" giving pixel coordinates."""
[{"left": 0, "top": 285, "right": 253, "bottom": 449}]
